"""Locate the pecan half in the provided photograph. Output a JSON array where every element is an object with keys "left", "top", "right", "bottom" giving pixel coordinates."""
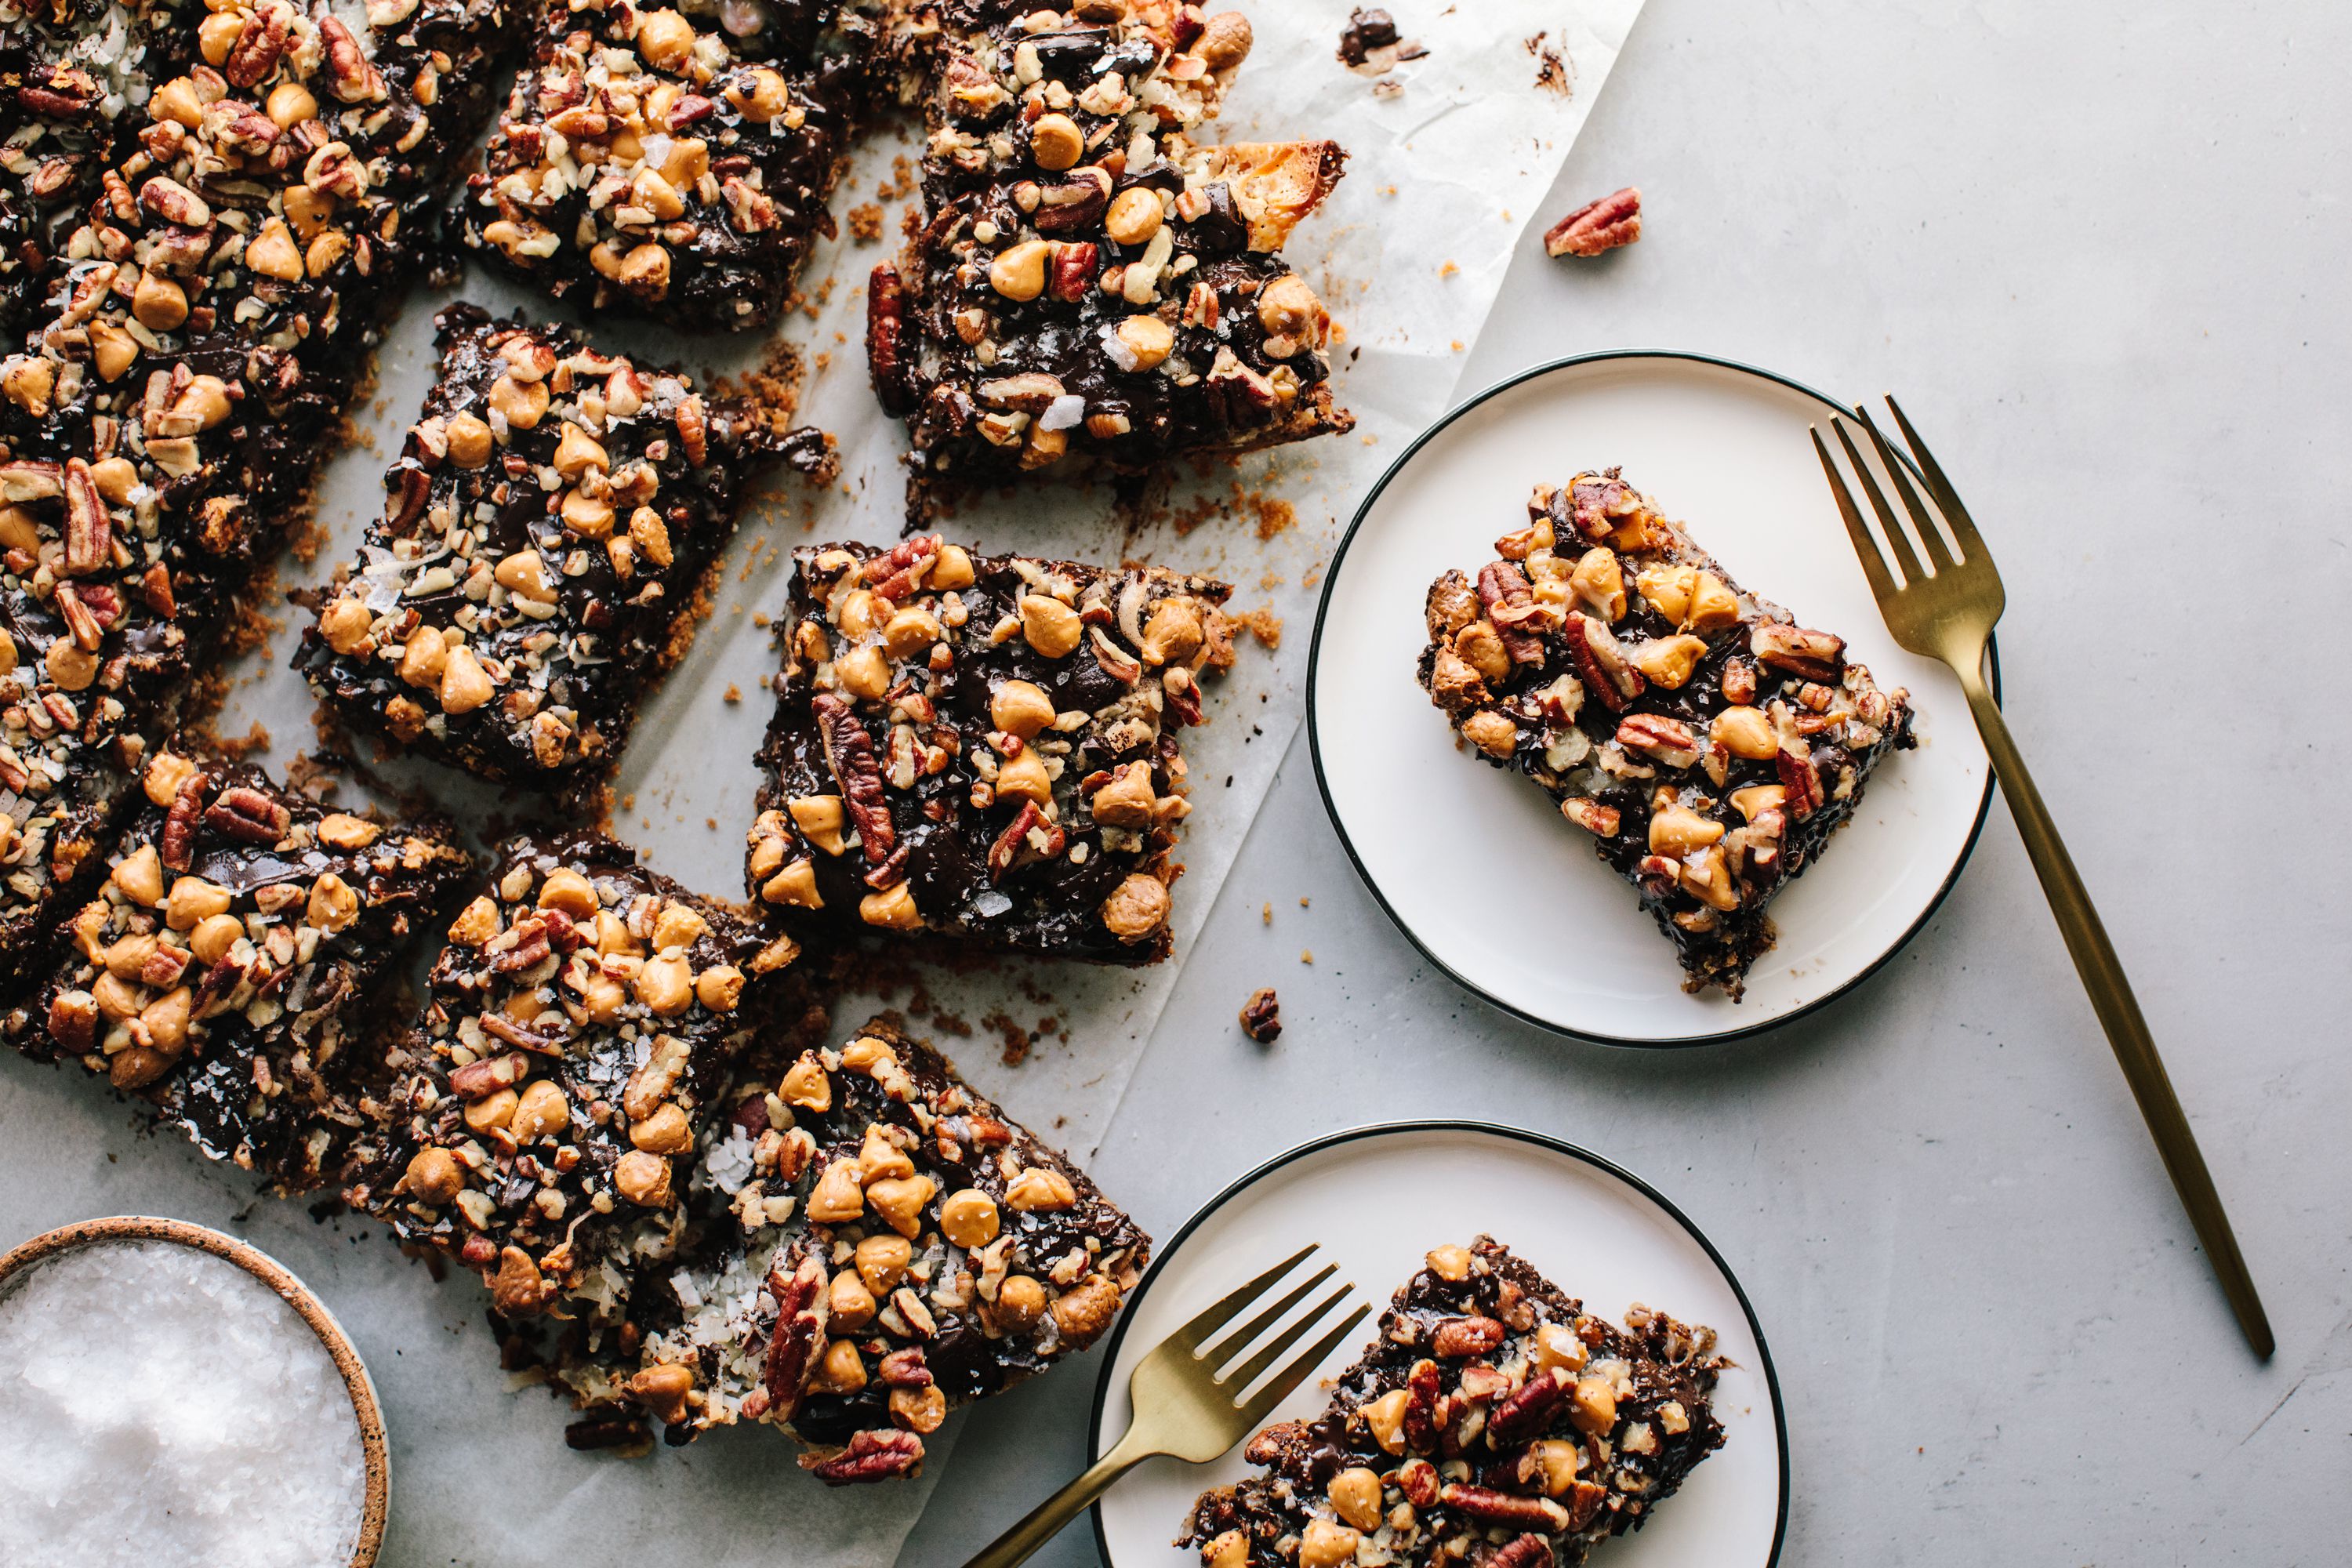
[
  {"left": 318, "top": 15, "right": 386, "bottom": 102},
  {"left": 862, "top": 535, "right": 940, "bottom": 606},
  {"left": 1033, "top": 167, "right": 1112, "bottom": 234},
  {"left": 59, "top": 459, "right": 111, "bottom": 577},
  {"left": 1749, "top": 622, "right": 1844, "bottom": 681},
  {"left": 1486, "top": 1368, "right": 1570, "bottom": 1447},
  {"left": 807, "top": 1427, "right": 924, "bottom": 1484},
  {"left": 812, "top": 693, "right": 895, "bottom": 865},
  {"left": 480, "top": 1013, "right": 571, "bottom": 1054},
  {"left": 1614, "top": 714, "right": 1700, "bottom": 770},
  {"left": 1403, "top": 1358, "right": 1441, "bottom": 1452},
  {"left": 203, "top": 786, "right": 289, "bottom": 844},
  {"left": 1051, "top": 241, "right": 1098, "bottom": 302},
  {"left": 224, "top": 5, "right": 289, "bottom": 89},
  {"left": 1438, "top": 1484, "right": 1572, "bottom": 1532},
  {"left": 1490, "top": 1536, "right": 1555, "bottom": 1568},
  {"left": 1563, "top": 1478, "right": 1609, "bottom": 1530},
  {"left": 1431, "top": 1316, "right": 1507, "bottom": 1359},
  {"left": 1544, "top": 187, "right": 1642, "bottom": 258},
  {"left": 1777, "top": 744, "right": 1825, "bottom": 819},
  {"left": 1560, "top": 798, "right": 1620, "bottom": 837},
  {"left": 1563, "top": 472, "right": 1637, "bottom": 541},
  {"left": 1475, "top": 562, "right": 1544, "bottom": 666},
  {"left": 385, "top": 462, "right": 431, "bottom": 533},
  {"left": 759, "top": 1248, "right": 829, "bottom": 1417},
  {"left": 159, "top": 771, "right": 209, "bottom": 871},
  {"left": 866, "top": 263, "right": 912, "bottom": 416},
  {"left": 448, "top": 1051, "right": 531, "bottom": 1101},
  {"left": 1563, "top": 614, "right": 1643, "bottom": 711}
]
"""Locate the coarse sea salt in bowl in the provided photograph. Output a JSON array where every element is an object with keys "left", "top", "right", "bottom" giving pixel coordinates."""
[{"left": 0, "top": 1216, "right": 388, "bottom": 1568}]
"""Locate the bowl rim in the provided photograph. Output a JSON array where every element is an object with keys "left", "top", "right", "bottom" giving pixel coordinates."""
[{"left": 0, "top": 1214, "right": 389, "bottom": 1568}]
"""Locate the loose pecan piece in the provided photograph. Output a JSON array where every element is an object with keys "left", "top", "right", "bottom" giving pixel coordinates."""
[
  {"left": 1238, "top": 986, "right": 1280, "bottom": 1043},
  {"left": 61, "top": 459, "right": 111, "bottom": 577},
  {"left": 987, "top": 799, "right": 1063, "bottom": 882},
  {"left": 1544, "top": 187, "right": 1642, "bottom": 258}
]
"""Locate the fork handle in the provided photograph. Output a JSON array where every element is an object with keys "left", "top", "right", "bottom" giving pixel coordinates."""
[
  {"left": 962, "top": 1428, "right": 1155, "bottom": 1568},
  {"left": 1956, "top": 662, "right": 2273, "bottom": 1357}
]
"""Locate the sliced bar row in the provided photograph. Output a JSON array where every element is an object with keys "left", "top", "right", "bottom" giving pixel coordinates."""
[{"left": 2, "top": 737, "right": 1146, "bottom": 1478}]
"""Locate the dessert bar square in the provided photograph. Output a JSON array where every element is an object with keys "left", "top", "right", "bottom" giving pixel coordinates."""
[
  {"left": 1417, "top": 471, "right": 1915, "bottom": 998},
  {"left": 868, "top": 3, "right": 1353, "bottom": 477},
  {"left": 1182, "top": 1236, "right": 1726, "bottom": 1568},
  {"left": 297, "top": 307, "right": 831, "bottom": 782},
  {"left": 746, "top": 536, "right": 1233, "bottom": 964},
  {"left": 534, "top": 1015, "right": 1150, "bottom": 1482},
  {"left": 463, "top": 0, "right": 885, "bottom": 332},
  {"left": 13, "top": 741, "right": 473, "bottom": 1192},
  {"left": 345, "top": 829, "right": 799, "bottom": 1319}
]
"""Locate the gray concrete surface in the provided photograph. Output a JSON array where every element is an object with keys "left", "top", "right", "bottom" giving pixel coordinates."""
[
  {"left": 3, "top": 2, "right": 2344, "bottom": 1565},
  {"left": 893, "top": 2, "right": 2352, "bottom": 1564}
]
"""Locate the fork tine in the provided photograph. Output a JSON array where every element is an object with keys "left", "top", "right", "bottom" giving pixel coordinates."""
[
  {"left": 1170, "top": 1245, "right": 1319, "bottom": 1353},
  {"left": 1233, "top": 1302, "right": 1373, "bottom": 1432},
  {"left": 1831, "top": 417, "right": 1929, "bottom": 586},
  {"left": 1884, "top": 395, "right": 1994, "bottom": 568},
  {"left": 1851, "top": 405, "right": 1954, "bottom": 573},
  {"left": 1811, "top": 426, "right": 1900, "bottom": 601},
  {"left": 1200, "top": 1262, "right": 1339, "bottom": 1370},
  {"left": 1218, "top": 1283, "right": 1357, "bottom": 1393}
]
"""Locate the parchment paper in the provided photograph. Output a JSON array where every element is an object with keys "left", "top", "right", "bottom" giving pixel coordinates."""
[{"left": 84, "top": 2, "right": 1647, "bottom": 1562}]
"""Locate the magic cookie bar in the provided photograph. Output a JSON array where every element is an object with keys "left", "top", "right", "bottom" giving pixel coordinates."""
[
  {"left": 869, "top": 2, "right": 1352, "bottom": 477},
  {"left": 297, "top": 307, "right": 832, "bottom": 783},
  {"left": 539, "top": 1016, "right": 1149, "bottom": 1481},
  {"left": 746, "top": 537, "right": 1233, "bottom": 964},
  {"left": 463, "top": 0, "right": 885, "bottom": 332},
  {"left": 1182, "top": 1236, "right": 1726, "bottom": 1568},
  {"left": 344, "top": 830, "right": 797, "bottom": 1320},
  {"left": 13, "top": 742, "right": 471, "bottom": 1191},
  {"left": 1417, "top": 472, "right": 1915, "bottom": 998}
]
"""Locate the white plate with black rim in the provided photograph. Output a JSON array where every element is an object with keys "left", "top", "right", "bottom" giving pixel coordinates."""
[
  {"left": 1087, "top": 1123, "right": 1788, "bottom": 1568},
  {"left": 1307, "top": 350, "right": 1995, "bottom": 1046}
]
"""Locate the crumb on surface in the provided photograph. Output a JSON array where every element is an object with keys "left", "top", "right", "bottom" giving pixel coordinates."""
[{"left": 1239, "top": 986, "right": 1281, "bottom": 1044}]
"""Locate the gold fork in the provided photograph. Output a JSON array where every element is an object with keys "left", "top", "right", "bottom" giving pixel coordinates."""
[
  {"left": 964, "top": 1244, "right": 1370, "bottom": 1568},
  {"left": 1813, "top": 401, "right": 2272, "bottom": 1357}
]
